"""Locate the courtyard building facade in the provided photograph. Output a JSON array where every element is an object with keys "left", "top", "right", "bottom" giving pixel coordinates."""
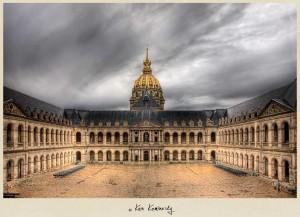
[{"left": 3, "top": 51, "right": 297, "bottom": 190}]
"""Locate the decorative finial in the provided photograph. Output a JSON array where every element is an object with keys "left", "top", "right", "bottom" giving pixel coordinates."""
[
  {"left": 143, "top": 48, "right": 152, "bottom": 74},
  {"left": 146, "top": 48, "right": 149, "bottom": 61}
]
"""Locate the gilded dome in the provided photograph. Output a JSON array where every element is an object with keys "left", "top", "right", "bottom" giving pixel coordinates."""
[
  {"left": 134, "top": 73, "right": 161, "bottom": 89},
  {"left": 133, "top": 48, "right": 162, "bottom": 90}
]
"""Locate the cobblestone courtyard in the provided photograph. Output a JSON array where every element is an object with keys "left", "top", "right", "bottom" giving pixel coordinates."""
[{"left": 7, "top": 163, "right": 295, "bottom": 198}]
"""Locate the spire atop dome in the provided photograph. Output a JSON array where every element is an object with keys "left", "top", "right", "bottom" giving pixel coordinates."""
[{"left": 143, "top": 48, "right": 152, "bottom": 74}]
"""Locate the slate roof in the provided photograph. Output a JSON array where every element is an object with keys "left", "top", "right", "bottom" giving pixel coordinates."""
[
  {"left": 3, "top": 79, "right": 296, "bottom": 126},
  {"left": 226, "top": 79, "right": 296, "bottom": 119},
  {"left": 4, "top": 86, "right": 64, "bottom": 117}
]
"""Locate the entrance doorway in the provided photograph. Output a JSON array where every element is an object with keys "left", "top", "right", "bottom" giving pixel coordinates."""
[
  {"left": 135, "top": 155, "right": 139, "bottom": 161},
  {"left": 76, "top": 151, "right": 81, "bottom": 162},
  {"left": 155, "top": 155, "right": 158, "bottom": 161},
  {"left": 144, "top": 150, "right": 149, "bottom": 161},
  {"left": 211, "top": 151, "right": 216, "bottom": 163}
]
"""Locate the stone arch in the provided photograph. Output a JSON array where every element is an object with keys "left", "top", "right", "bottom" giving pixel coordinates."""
[
  {"left": 282, "top": 159, "right": 290, "bottom": 182},
  {"left": 18, "top": 124, "right": 24, "bottom": 144},
  {"left": 173, "top": 150, "right": 178, "bottom": 161},
  {"left": 181, "top": 132, "right": 187, "bottom": 144},
  {"left": 173, "top": 132, "right": 178, "bottom": 144},
  {"left": 211, "top": 150, "right": 216, "bottom": 162},
  {"left": 46, "top": 154, "right": 50, "bottom": 170},
  {"left": 6, "top": 160, "right": 14, "bottom": 181},
  {"left": 282, "top": 121, "right": 290, "bottom": 144},
  {"left": 197, "top": 132, "right": 203, "bottom": 143},
  {"left": 76, "top": 151, "right": 81, "bottom": 162},
  {"left": 98, "top": 132, "right": 103, "bottom": 143},
  {"left": 106, "top": 150, "right": 112, "bottom": 161},
  {"left": 250, "top": 155, "right": 255, "bottom": 170},
  {"left": 181, "top": 150, "right": 187, "bottom": 161},
  {"left": 189, "top": 132, "right": 195, "bottom": 144},
  {"left": 271, "top": 158, "right": 279, "bottom": 179},
  {"left": 263, "top": 157, "right": 269, "bottom": 176},
  {"left": 272, "top": 123, "right": 279, "bottom": 145},
  {"left": 90, "top": 132, "right": 95, "bottom": 144},
  {"left": 6, "top": 123, "right": 13, "bottom": 145},
  {"left": 28, "top": 157, "right": 32, "bottom": 174},
  {"left": 211, "top": 132, "right": 216, "bottom": 143},
  {"left": 164, "top": 132, "right": 170, "bottom": 143},
  {"left": 197, "top": 150, "right": 203, "bottom": 160},
  {"left": 106, "top": 132, "right": 112, "bottom": 143},
  {"left": 164, "top": 150, "right": 170, "bottom": 161},
  {"left": 189, "top": 150, "right": 195, "bottom": 160},
  {"left": 123, "top": 132, "right": 129, "bottom": 144},
  {"left": 114, "top": 132, "right": 120, "bottom": 144},
  {"left": 123, "top": 151, "right": 129, "bottom": 161},
  {"left": 76, "top": 132, "right": 81, "bottom": 143},
  {"left": 115, "top": 151, "right": 120, "bottom": 161},
  {"left": 40, "top": 155, "right": 45, "bottom": 172},
  {"left": 51, "top": 154, "right": 55, "bottom": 168},
  {"left": 90, "top": 150, "right": 95, "bottom": 162},
  {"left": 98, "top": 151, "right": 103, "bottom": 161}
]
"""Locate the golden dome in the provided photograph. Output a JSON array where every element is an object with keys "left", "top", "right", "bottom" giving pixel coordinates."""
[
  {"left": 133, "top": 48, "right": 162, "bottom": 90},
  {"left": 134, "top": 73, "right": 161, "bottom": 89}
]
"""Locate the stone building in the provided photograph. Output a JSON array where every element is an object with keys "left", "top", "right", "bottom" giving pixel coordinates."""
[{"left": 3, "top": 51, "right": 297, "bottom": 190}]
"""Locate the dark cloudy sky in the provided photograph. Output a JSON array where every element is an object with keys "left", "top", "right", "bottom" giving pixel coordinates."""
[{"left": 4, "top": 3, "right": 297, "bottom": 110}]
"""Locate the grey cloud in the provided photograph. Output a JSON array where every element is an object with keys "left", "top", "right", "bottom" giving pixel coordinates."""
[{"left": 4, "top": 3, "right": 296, "bottom": 110}]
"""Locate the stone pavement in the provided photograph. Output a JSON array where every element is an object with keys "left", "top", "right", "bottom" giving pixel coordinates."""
[{"left": 7, "top": 163, "right": 295, "bottom": 198}]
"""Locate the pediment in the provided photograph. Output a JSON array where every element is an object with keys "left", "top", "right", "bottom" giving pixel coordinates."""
[
  {"left": 133, "top": 120, "right": 161, "bottom": 128},
  {"left": 259, "top": 100, "right": 293, "bottom": 118},
  {"left": 4, "top": 101, "right": 26, "bottom": 117}
]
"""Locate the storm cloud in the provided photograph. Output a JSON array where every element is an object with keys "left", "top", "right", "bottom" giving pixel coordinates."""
[{"left": 4, "top": 3, "right": 297, "bottom": 110}]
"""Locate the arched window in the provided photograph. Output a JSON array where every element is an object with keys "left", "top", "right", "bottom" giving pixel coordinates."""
[
  {"left": 173, "top": 133, "right": 178, "bottom": 144},
  {"left": 197, "top": 150, "right": 203, "bottom": 160},
  {"left": 98, "top": 151, "right": 103, "bottom": 161},
  {"left": 198, "top": 132, "right": 203, "bottom": 143},
  {"left": 76, "top": 132, "right": 81, "bottom": 143},
  {"left": 256, "top": 126, "right": 260, "bottom": 144},
  {"left": 283, "top": 122, "right": 289, "bottom": 144},
  {"left": 51, "top": 129, "right": 54, "bottom": 144},
  {"left": 181, "top": 151, "right": 186, "bottom": 161},
  {"left": 46, "top": 129, "right": 49, "bottom": 144},
  {"left": 40, "top": 128, "right": 44, "bottom": 144},
  {"left": 7, "top": 123, "right": 13, "bottom": 145},
  {"left": 115, "top": 151, "right": 120, "bottom": 161},
  {"left": 264, "top": 125, "right": 268, "bottom": 143},
  {"left": 245, "top": 128, "right": 248, "bottom": 143},
  {"left": 6, "top": 160, "right": 14, "bottom": 181},
  {"left": 164, "top": 132, "right": 170, "bottom": 143},
  {"left": 211, "top": 132, "right": 216, "bottom": 143},
  {"left": 143, "top": 132, "right": 150, "bottom": 143},
  {"left": 164, "top": 151, "right": 170, "bottom": 161},
  {"left": 189, "top": 132, "right": 195, "bottom": 144},
  {"left": 89, "top": 132, "right": 95, "bottom": 144},
  {"left": 115, "top": 132, "right": 120, "bottom": 144},
  {"left": 189, "top": 150, "right": 194, "bottom": 160},
  {"left": 123, "top": 132, "right": 128, "bottom": 143},
  {"left": 18, "top": 125, "right": 24, "bottom": 144},
  {"left": 98, "top": 132, "right": 103, "bottom": 143},
  {"left": 181, "top": 132, "right": 186, "bottom": 144},
  {"left": 90, "top": 151, "right": 95, "bottom": 162},
  {"left": 123, "top": 151, "right": 129, "bottom": 161},
  {"left": 27, "top": 126, "right": 31, "bottom": 145},
  {"left": 34, "top": 127, "right": 38, "bottom": 145},
  {"left": 250, "top": 127, "right": 255, "bottom": 143},
  {"left": 273, "top": 123, "right": 278, "bottom": 144},
  {"left": 106, "top": 151, "right": 112, "bottom": 161},
  {"left": 173, "top": 150, "right": 178, "bottom": 161},
  {"left": 106, "top": 132, "right": 111, "bottom": 143}
]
